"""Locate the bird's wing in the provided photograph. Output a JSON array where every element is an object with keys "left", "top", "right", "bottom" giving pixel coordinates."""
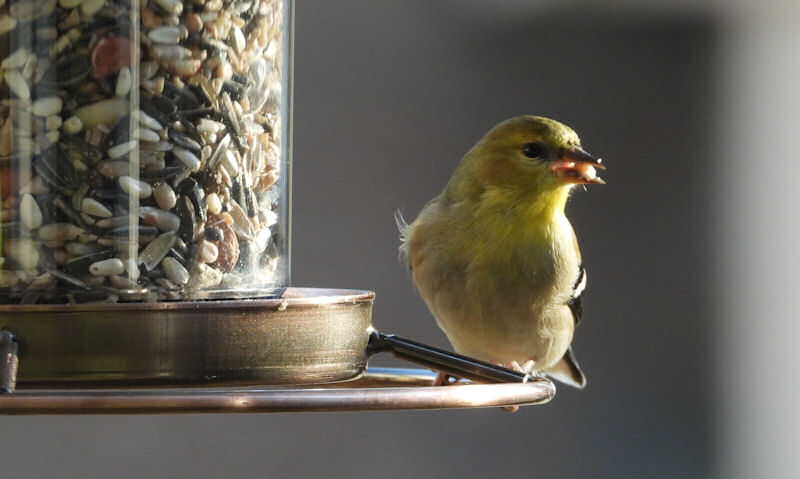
[
  {"left": 567, "top": 265, "right": 586, "bottom": 326},
  {"left": 549, "top": 225, "right": 588, "bottom": 388},
  {"left": 567, "top": 223, "right": 586, "bottom": 326}
]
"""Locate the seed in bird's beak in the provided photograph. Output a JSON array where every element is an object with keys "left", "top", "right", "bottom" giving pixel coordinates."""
[{"left": 550, "top": 149, "right": 605, "bottom": 185}]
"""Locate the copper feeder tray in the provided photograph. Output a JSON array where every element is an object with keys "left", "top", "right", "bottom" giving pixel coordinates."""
[
  {"left": 0, "top": 368, "right": 555, "bottom": 414},
  {"left": 0, "top": 288, "right": 556, "bottom": 413}
]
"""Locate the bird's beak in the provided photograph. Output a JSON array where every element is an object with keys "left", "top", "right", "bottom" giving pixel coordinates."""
[{"left": 549, "top": 148, "right": 606, "bottom": 185}]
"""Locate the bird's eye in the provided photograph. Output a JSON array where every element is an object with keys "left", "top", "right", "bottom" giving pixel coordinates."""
[{"left": 523, "top": 142, "right": 544, "bottom": 159}]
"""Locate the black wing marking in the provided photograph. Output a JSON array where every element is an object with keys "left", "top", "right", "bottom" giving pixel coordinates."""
[{"left": 567, "top": 265, "right": 586, "bottom": 326}]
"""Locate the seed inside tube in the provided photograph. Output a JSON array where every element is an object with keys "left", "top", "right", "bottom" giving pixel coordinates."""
[
  {"left": 109, "top": 140, "right": 137, "bottom": 159},
  {"left": 1, "top": 48, "right": 29, "bottom": 69},
  {"left": 31, "top": 96, "right": 63, "bottom": 117},
  {"left": 0, "top": 0, "right": 286, "bottom": 303},
  {"left": 115, "top": 67, "right": 132, "bottom": 97},
  {"left": 89, "top": 258, "right": 125, "bottom": 276},
  {"left": 20, "top": 193, "right": 43, "bottom": 229},
  {"left": 119, "top": 176, "right": 153, "bottom": 199},
  {"left": 162, "top": 257, "right": 189, "bottom": 284}
]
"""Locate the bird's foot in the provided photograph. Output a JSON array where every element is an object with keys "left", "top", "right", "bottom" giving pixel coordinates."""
[
  {"left": 521, "top": 359, "right": 537, "bottom": 373},
  {"left": 500, "top": 360, "right": 540, "bottom": 413},
  {"left": 509, "top": 359, "right": 538, "bottom": 374},
  {"left": 432, "top": 371, "right": 458, "bottom": 386}
]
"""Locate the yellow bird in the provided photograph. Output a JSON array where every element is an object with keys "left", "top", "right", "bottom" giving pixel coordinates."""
[{"left": 398, "top": 115, "right": 604, "bottom": 387}]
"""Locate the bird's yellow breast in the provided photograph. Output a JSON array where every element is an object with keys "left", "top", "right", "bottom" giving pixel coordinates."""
[
  {"left": 466, "top": 184, "right": 573, "bottom": 274},
  {"left": 406, "top": 185, "right": 579, "bottom": 366}
]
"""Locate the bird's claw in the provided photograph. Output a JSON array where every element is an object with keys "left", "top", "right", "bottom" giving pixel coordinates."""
[
  {"left": 502, "top": 360, "right": 537, "bottom": 412},
  {"left": 432, "top": 371, "right": 457, "bottom": 386}
]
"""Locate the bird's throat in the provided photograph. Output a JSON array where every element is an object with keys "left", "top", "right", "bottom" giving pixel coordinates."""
[
  {"left": 529, "top": 185, "right": 572, "bottom": 220},
  {"left": 472, "top": 184, "right": 573, "bottom": 243}
]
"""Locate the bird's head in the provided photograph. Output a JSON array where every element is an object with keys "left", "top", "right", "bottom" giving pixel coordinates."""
[{"left": 455, "top": 116, "right": 604, "bottom": 198}]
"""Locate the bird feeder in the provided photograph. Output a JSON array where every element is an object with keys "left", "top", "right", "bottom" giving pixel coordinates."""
[{"left": 0, "top": 0, "right": 554, "bottom": 413}]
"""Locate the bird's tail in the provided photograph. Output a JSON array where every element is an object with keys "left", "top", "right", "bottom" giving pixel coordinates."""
[
  {"left": 394, "top": 209, "right": 411, "bottom": 266},
  {"left": 544, "top": 346, "right": 587, "bottom": 388}
]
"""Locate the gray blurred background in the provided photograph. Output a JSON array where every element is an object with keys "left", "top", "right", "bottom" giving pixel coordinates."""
[{"left": 3, "top": 1, "right": 799, "bottom": 478}]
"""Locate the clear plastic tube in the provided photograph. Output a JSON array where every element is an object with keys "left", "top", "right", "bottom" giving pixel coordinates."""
[{"left": 0, "top": 0, "right": 292, "bottom": 303}]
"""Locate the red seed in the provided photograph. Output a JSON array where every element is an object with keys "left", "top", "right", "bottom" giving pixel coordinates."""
[{"left": 91, "top": 36, "right": 139, "bottom": 80}]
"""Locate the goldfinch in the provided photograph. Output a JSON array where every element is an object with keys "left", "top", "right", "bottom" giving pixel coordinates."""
[{"left": 398, "top": 115, "right": 604, "bottom": 388}]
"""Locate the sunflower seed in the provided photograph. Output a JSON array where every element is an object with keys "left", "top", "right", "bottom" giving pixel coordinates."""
[
  {"left": 79, "top": 0, "right": 105, "bottom": 16},
  {"left": 20, "top": 193, "right": 43, "bottom": 229},
  {"left": 96, "top": 216, "right": 128, "bottom": 229},
  {"left": 176, "top": 196, "right": 196, "bottom": 243},
  {"left": 140, "top": 140, "right": 173, "bottom": 152},
  {"left": 229, "top": 200, "right": 254, "bottom": 241},
  {"left": 4, "top": 239, "right": 40, "bottom": 269},
  {"left": 74, "top": 98, "right": 128, "bottom": 128},
  {"left": 162, "top": 256, "right": 189, "bottom": 284},
  {"left": 168, "top": 129, "right": 202, "bottom": 154},
  {"left": 38, "top": 223, "right": 84, "bottom": 242},
  {"left": 154, "top": 182, "right": 177, "bottom": 210},
  {"left": 172, "top": 146, "right": 200, "bottom": 171},
  {"left": 231, "top": 27, "right": 245, "bottom": 54},
  {"left": 139, "top": 61, "right": 160, "bottom": 81},
  {"left": 137, "top": 109, "right": 163, "bottom": 131},
  {"left": 221, "top": 149, "right": 239, "bottom": 177},
  {"left": 119, "top": 176, "right": 153, "bottom": 198},
  {"left": 207, "top": 133, "right": 230, "bottom": 169},
  {"left": 137, "top": 127, "right": 161, "bottom": 143},
  {"left": 98, "top": 160, "right": 129, "bottom": 179},
  {"left": 151, "top": 45, "right": 192, "bottom": 62},
  {"left": 80, "top": 197, "right": 113, "bottom": 218},
  {"left": 2, "top": 48, "right": 30, "bottom": 69},
  {"left": 148, "top": 25, "right": 187, "bottom": 44},
  {"left": 115, "top": 67, "right": 131, "bottom": 97},
  {"left": 138, "top": 231, "right": 177, "bottom": 271},
  {"left": 108, "top": 140, "right": 137, "bottom": 159},
  {"left": 140, "top": 166, "right": 183, "bottom": 181},
  {"left": 109, "top": 225, "right": 159, "bottom": 237},
  {"left": 64, "top": 250, "right": 114, "bottom": 275},
  {"left": 0, "top": 15, "right": 16, "bottom": 35},
  {"left": 5, "top": 70, "right": 30, "bottom": 99},
  {"left": 142, "top": 77, "right": 165, "bottom": 94},
  {"left": 153, "top": 0, "right": 182, "bottom": 15},
  {"left": 169, "top": 59, "right": 202, "bottom": 78},
  {"left": 140, "top": 207, "right": 180, "bottom": 231},
  {"left": 65, "top": 242, "right": 103, "bottom": 256},
  {"left": 89, "top": 258, "right": 124, "bottom": 276}
]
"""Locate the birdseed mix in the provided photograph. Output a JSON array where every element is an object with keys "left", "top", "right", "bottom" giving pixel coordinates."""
[{"left": 0, "top": 0, "right": 289, "bottom": 303}]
